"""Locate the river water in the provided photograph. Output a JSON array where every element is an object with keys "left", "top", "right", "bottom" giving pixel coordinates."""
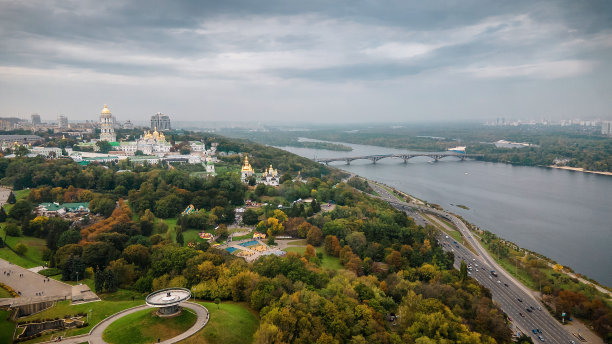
[{"left": 279, "top": 140, "right": 612, "bottom": 287}]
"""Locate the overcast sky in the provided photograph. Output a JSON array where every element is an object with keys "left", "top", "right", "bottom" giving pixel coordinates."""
[{"left": 1, "top": 0, "right": 611, "bottom": 123}]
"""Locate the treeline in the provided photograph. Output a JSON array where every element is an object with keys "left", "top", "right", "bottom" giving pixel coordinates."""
[
  {"left": 262, "top": 124, "right": 612, "bottom": 172},
  {"left": 481, "top": 231, "right": 612, "bottom": 342},
  {"left": 220, "top": 129, "right": 353, "bottom": 151}
]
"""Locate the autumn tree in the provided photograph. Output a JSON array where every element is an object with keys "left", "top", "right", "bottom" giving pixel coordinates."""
[{"left": 306, "top": 226, "right": 323, "bottom": 246}]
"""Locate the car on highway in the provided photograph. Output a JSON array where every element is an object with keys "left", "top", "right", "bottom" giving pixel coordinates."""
[
  {"left": 526, "top": 307, "right": 533, "bottom": 313},
  {"left": 517, "top": 298, "right": 523, "bottom": 302},
  {"left": 519, "top": 312, "right": 525, "bottom": 317},
  {"left": 538, "top": 335, "right": 545, "bottom": 341},
  {"left": 504, "top": 283, "right": 509, "bottom": 287}
]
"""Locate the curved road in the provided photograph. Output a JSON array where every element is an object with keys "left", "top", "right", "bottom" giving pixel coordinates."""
[
  {"left": 48, "top": 302, "right": 209, "bottom": 344},
  {"left": 369, "top": 182, "right": 581, "bottom": 343}
]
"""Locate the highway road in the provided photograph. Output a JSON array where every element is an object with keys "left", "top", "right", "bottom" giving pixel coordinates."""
[{"left": 369, "top": 182, "right": 579, "bottom": 343}]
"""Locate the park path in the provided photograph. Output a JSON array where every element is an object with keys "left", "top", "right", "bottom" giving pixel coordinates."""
[
  {"left": 0, "top": 258, "right": 72, "bottom": 306},
  {"left": 0, "top": 187, "right": 11, "bottom": 207},
  {"left": 43, "top": 302, "right": 209, "bottom": 344}
]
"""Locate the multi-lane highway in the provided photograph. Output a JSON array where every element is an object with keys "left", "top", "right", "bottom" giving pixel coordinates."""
[{"left": 369, "top": 182, "right": 579, "bottom": 343}]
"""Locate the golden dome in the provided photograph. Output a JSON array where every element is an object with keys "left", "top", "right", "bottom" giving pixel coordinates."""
[
  {"left": 101, "top": 104, "right": 111, "bottom": 114},
  {"left": 241, "top": 156, "right": 254, "bottom": 172}
]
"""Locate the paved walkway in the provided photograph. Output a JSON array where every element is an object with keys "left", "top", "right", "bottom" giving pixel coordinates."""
[
  {"left": 0, "top": 187, "right": 11, "bottom": 207},
  {"left": 43, "top": 302, "right": 209, "bottom": 344},
  {"left": 0, "top": 258, "right": 72, "bottom": 306}
]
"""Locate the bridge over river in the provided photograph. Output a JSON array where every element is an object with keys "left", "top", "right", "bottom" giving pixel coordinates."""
[{"left": 315, "top": 152, "right": 482, "bottom": 165}]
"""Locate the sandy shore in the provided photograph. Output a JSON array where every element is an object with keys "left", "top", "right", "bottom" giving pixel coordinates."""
[{"left": 548, "top": 165, "right": 612, "bottom": 176}]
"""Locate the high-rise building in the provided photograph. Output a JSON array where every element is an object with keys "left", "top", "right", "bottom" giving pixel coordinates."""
[
  {"left": 31, "top": 114, "right": 41, "bottom": 125},
  {"left": 151, "top": 112, "right": 171, "bottom": 131},
  {"left": 57, "top": 115, "right": 68, "bottom": 129},
  {"left": 99, "top": 104, "right": 116, "bottom": 142},
  {"left": 602, "top": 121, "right": 612, "bottom": 136}
]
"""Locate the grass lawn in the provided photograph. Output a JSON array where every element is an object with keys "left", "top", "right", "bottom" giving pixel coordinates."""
[
  {"left": 178, "top": 302, "right": 258, "bottom": 344},
  {"left": 3, "top": 189, "right": 31, "bottom": 213},
  {"left": 183, "top": 229, "right": 207, "bottom": 246},
  {"left": 0, "top": 285, "right": 14, "bottom": 298},
  {"left": 286, "top": 239, "right": 307, "bottom": 246},
  {"left": 283, "top": 246, "right": 343, "bottom": 270},
  {"left": 232, "top": 233, "right": 252, "bottom": 241},
  {"left": 162, "top": 218, "right": 178, "bottom": 231},
  {"left": 0, "top": 228, "right": 46, "bottom": 268},
  {"left": 19, "top": 300, "right": 143, "bottom": 343},
  {"left": 103, "top": 308, "right": 197, "bottom": 344},
  {"left": 0, "top": 309, "right": 16, "bottom": 344},
  {"left": 52, "top": 277, "right": 95, "bottom": 295}
]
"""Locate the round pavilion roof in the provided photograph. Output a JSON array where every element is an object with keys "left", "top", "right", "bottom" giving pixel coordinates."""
[{"left": 145, "top": 288, "right": 191, "bottom": 307}]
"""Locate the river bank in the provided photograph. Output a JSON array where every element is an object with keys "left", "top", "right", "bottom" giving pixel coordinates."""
[
  {"left": 279, "top": 141, "right": 612, "bottom": 287},
  {"left": 371, "top": 179, "right": 611, "bottom": 294},
  {"left": 548, "top": 165, "right": 612, "bottom": 176}
]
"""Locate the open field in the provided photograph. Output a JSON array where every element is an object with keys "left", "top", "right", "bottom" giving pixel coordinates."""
[
  {"left": 18, "top": 300, "right": 143, "bottom": 343},
  {"left": 0, "top": 228, "right": 46, "bottom": 268},
  {"left": 103, "top": 308, "right": 197, "bottom": 344},
  {"left": 2, "top": 189, "right": 31, "bottom": 213},
  {"left": 0, "top": 309, "right": 16, "bottom": 344},
  {"left": 178, "top": 302, "right": 258, "bottom": 344},
  {"left": 283, "top": 246, "right": 342, "bottom": 270}
]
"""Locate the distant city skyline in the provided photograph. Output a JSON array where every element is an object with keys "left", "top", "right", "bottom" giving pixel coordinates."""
[{"left": 0, "top": 0, "right": 611, "bottom": 123}]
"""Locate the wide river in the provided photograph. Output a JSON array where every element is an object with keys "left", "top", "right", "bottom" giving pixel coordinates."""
[{"left": 280, "top": 140, "right": 612, "bottom": 287}]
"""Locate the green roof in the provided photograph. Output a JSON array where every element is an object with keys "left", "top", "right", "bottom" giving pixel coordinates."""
[
  {"left": 63, "top": 202, "right": 89, "bottom": 211},
  {"left": 109, "top": 141, "right": 120, "bottom": 146}
]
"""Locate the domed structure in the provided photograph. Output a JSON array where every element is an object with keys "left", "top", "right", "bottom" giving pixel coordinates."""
[
  {"left": 99, "top": 104, "right": 116, "bottom": 142},
  {"left": 101, "top": 104, "right": 111, "bottom": 115},
  {"left": 146, "top": 288, "right": 191, "bottom": 317},
  {"left": 241, "top": 156, "right": 254, "bottom": 181}
]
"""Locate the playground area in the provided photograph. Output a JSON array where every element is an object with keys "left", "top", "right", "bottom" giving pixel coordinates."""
[{"left": 221, "top": 239, "right": 284, "bottom": 262}]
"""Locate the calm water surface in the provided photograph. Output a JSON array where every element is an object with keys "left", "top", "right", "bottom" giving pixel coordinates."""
[{"left": 280, "top": 140, "right": 612, "bottom": 287}]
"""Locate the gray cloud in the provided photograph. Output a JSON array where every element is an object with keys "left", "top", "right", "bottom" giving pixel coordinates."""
[{"left": 0, "top": 0, "right": 611, "bottom": 122}]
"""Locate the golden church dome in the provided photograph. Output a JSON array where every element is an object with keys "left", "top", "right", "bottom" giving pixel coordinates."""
[{"left": 101, "top": 104, "right": 111, "bottom": 114}]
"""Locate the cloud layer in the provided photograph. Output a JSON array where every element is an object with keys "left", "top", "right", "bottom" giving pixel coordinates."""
[{"left": 0, "top": 0, "right": 611, "bottom": 122}]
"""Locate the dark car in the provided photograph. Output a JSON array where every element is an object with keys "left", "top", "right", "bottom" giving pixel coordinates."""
[
  {"left": 519, "top": 312, "right": 525, "bottom": 317},
  {"left": 504, "top": 283, "right": 509, "bottom": 287},
  {"left": 526, "top": 307, "right": 533, "bottom": 313},
  {"left": 517, "top": 298, "right": 523, "bottom": 302}
]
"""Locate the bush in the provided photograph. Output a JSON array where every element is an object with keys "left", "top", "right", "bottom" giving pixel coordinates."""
[
  {"left": 14, "top": 242, "right": 27, "bottom": 255},
  {"left": 38, "top": 268, "right": 62, "bottom": 277},
  {"left": 4, "top": 223, "right": 21, "bottom": 236}
]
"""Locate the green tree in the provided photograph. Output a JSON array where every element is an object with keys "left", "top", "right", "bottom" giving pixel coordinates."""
[
  {"left": 89, "top": 196, "right": 116, "bottom": 217},
  {"left": 176, "top": 231, "right": 184, "bottom": 246},
  {"left": 7, "top": 192, "right": 16, "bottom": 204},
  {"left": 9, "top": 200, "right": 33, "bottom": 220},
  {"left": 460, "top": 260, "right": 468, "bottom": 281},
  {"left": 4, "top": 223, "right": 21, "bottom": 237},
  {"left": 215, "top": 297, "right": 221, "bottom": 309},
  {"left": 96, "top": 140, "right": 112, "bottom": 153},
  {"left": 154, "top": 194, "right": 182, "bottom": 218},
  {"left": 242, "top": 209, "right": 260, "bottom": 226},
  {"left": 0, "top": 207, "right": 6, "bottom": 222},
  {"left": 57, "top": 229, "right": 81, "bottom": 248}
]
